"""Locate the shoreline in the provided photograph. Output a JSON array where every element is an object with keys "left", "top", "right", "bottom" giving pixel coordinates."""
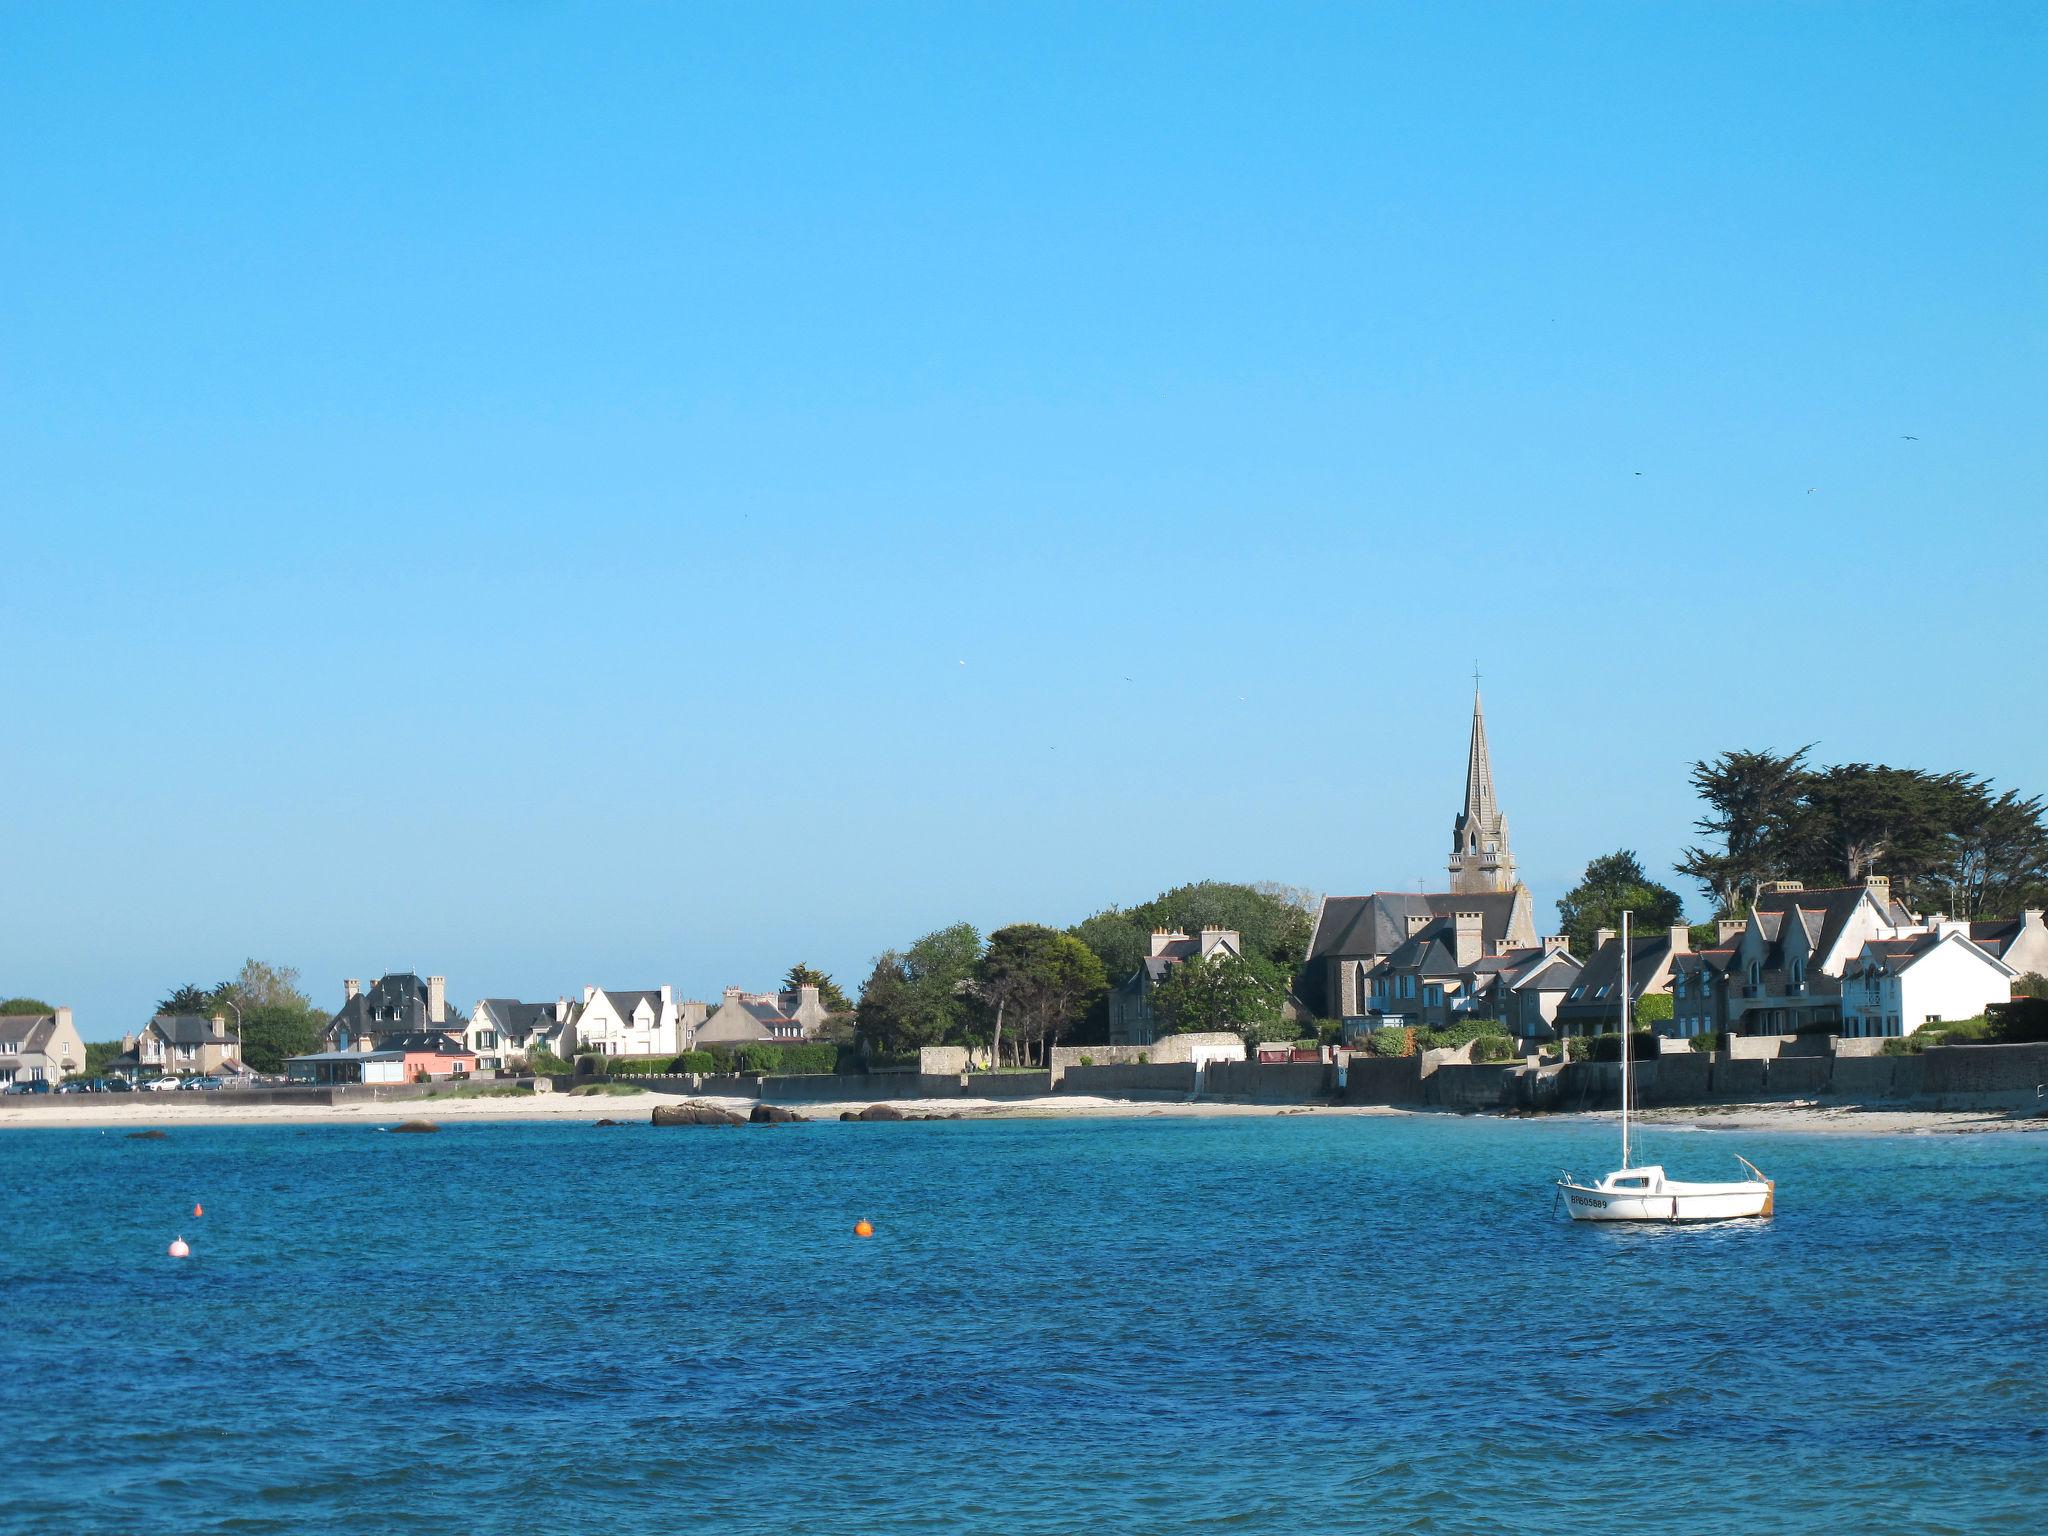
[{"left": 2, "top": 1089, "right": 2044, "bottom": 1136}]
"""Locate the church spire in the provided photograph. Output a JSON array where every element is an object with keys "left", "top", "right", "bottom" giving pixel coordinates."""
[
  {"left": 1462, "top": 680, "right": 1496, "bottom": 823},
  {"left": 1449, "top": 671, "right": 1516, "bottom": 895}
]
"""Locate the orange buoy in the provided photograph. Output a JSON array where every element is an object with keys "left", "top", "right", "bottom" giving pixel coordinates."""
[
  {"left": 168, "top": 1237, "right": 191, "bottom": 1259},
  {"left": 193, "top": 1204, "right": 203, "bottom": 1218},
  {"left": 853, "top": 1219, "right": 874, "bottom": 1238}
]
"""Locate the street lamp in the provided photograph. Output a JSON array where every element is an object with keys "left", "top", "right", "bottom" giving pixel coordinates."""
[{"left": 219, "top": 997, "right": 243, "bottom": 1074}]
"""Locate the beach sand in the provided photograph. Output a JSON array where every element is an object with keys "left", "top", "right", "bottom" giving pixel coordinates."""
[{"left": 3, "top": 1088, "right": 2043, "bottom": 1134}]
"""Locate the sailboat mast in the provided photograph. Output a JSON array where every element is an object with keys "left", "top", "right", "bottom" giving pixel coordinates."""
[{"left": 1620, "top": 910, "right": 1632, "bottom": 1170}]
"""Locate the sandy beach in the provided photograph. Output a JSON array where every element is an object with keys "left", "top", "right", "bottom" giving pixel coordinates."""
[{"left": 3, "top": 1088, "right": 2043, "bottom": 1135}]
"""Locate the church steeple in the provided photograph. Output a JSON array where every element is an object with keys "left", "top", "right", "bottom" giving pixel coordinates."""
[{"left": 1449, "top": 675, "right": 1517, "bottom": 894}]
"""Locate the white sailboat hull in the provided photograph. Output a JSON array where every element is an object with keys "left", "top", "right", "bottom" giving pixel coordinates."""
[{"left": 1556, "top": 1163, "right": 1775, "bottom": 1223}]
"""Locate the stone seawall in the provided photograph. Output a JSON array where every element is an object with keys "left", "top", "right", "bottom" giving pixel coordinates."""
[
  {"left": 1205, "top": 1061, "right": 1332, "bottom": 1102},
  {"left": 1056, "top": 1063, "right": 1199, "bottom": 1099}
]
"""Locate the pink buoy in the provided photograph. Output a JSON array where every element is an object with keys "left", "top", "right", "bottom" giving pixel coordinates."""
[{"left": 168, "top": 1237, "right": 190, "bottom": 1259}]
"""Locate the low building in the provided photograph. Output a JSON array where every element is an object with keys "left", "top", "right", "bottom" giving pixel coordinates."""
[
  {"left": 1488, "top": 945, "right": 1583, "bottom": 1052},
  {"left": 286, "top": 1032, "right": 476, "bottom": 1084},
  {"left": 0, "top": 1007, "right": 86, "bottom": 1088},
  {"left": 1107, "top": 928, "right": 1244, "bottom": 1047},
  {"left": 1840, "top": 927, "right": 2017, "bottom": 1038},
  {"left": 695, "top": 984, "right": 828, "bottom": 1047}
]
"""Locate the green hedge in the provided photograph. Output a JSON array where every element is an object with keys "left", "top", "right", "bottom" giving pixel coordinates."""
[
  {"left": 1363, "top": 1026, "right": 1412, "bottom": 1057},
  {"left": 1688, "top": 1030, "right": 1724, "bottom": 1054},
  {"left": 1566, "top": 1030, "right": 1659, "bottom": 1063},
  {"left": 1470, "top": 1034, "right": 1518, "bottom": 1063}
]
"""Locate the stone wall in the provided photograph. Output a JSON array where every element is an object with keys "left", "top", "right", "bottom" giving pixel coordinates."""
[
  {"left": 917, "top": 1046, "right": 970, "bottom": 1076},
  {"left": 1343, "top": 1056, "right": 1426, "bottom": 1105},
  {"left": 1204, "top": 1060, "right": 1331, "bottom": 1102},
  {"left": 965, "top": 1071, "right": 1055, "bottom": 1099},
  {"left": 1425, "top": 1063, "right": 1512, "bottom": 1109},
  {"left": 1918, "top": 1042, "right": 2048, "bottom": 1107},
  {"left": 1724, "top": 1036, "right": 1785, "bottom": 1061},
  {"left": 1056, "top": 1063, "right": 1199, "bottom": 1099},
  {"left": 1766, "top": 1055, "right": 1832, "bottom": 1096}
]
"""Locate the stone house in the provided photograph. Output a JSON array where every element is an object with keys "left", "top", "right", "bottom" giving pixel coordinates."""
[
  {"left": 1107, "top": 927, "right": 1244, "bottom": 1046},
  {"left": 1668, "top": 920, "right": 1749, "bottom": 1038},
  {"left": 694, "top": 984, "right": 830, "bottom": 1047},
  {"left": 1840, "top": 926, "right": 2017, "bottom": 1038},
  {"left": 0, "top": 1007, "right": 86, "bottom": 1088},
  {"left": 108, "top": 1013, "right": 244, "bottom": 1080},
  {"left": 1553, "top": 926, "right": 1692, "bottom": 1037},
  {"left": 1357, "top": 923, "right": 1576, "bottom": 1046},
  {"left": 1309, "top": 889, "right": 1536, "bottom": 1023},
  {"left": 323, "top": 973, "right": 455, "bottom": 1053},
  {"left": 1723, "top": 878, "right": 1924, "bottom": 1036}
]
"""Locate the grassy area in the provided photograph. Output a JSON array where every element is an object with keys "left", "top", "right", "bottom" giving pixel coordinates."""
[
  {"left": 569, "top": 1082, "right": 647, "bottom": 1097},
  {"left": 422, "top": 1083, "right": 536, "bottom": 1099}
]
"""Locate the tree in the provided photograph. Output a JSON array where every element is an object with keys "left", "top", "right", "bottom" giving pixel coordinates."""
[
  {"left": 853, "top": 923, "right": 983, "bottom": 1059},
  {"left": 1148, "top": 951, "right": 1284, "bottom": 1042},
  {"left": 1677, "top": 747, "right": 1810, "bottom": 914},
  {"left": 1069, "top": 881, "right": 1316, "bottom": 994},
  {"left": 0, "top": 997, "right": 54, "bottom": 1016},
  {"left": 237, "top": 1003, "right": 325, "bottom": 1073},
  {"left": 157, "top": 984, "right": 218, "bottom": 1015},
  {"left": 781, "top": 963, "right": 852, "bottom": 1014},
  {"left": 973, "top": 925, "right": 1107, "bottom": 1067},
  {"left": 1556, "top": 850, "right": 1684, "bottom": 955},
  {"left": 219, "top": 959, "right": 313, "bottom": 1013}
]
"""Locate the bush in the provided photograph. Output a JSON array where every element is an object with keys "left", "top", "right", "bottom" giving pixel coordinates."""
[
  {"left": 1314, "top": 1019, "right": 1344, "bottom": 1047},
  {"left": 1364, "top": 1026, "right": 1413, "bottom": 1058},
  {"left": 1470, "top": 1034, "right": 1517, "bottom": 1063},
  {"left": 669, "top": 1050, "right": 717, "bottom": 1074},
  {"left": 1634, "top": 994, "right": 1674, "bottom": 1026},
  {"left": 1078, "top": 1054, "right": 1095, "bottom": 1067},
  {"left": 527, "top": 1048, "right": 572, "bottom": 1075},
  {"left": 1567, "top": 1031, "right": 1658, "bottom": 1063},
  {"left": 1688, "top": 1030, "right": 1723, "bottom": 1054},
  {"left": 1988, "top": 997, "right": 2048, "bottom": 1043}
]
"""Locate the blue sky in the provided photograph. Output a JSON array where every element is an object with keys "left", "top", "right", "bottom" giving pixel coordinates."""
[{"left": 3, "top": 2, "right": 2042, "bottom": 1033}]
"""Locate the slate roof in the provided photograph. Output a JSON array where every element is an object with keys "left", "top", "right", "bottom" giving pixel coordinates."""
[
  {"left": 380, "top": 1032, "right": 473, "bottom": 1055},
  {"left": 149, "top": 1013, "right": 232, "bottom": 1045},
  {"left": 1752, "top": 886, "right": 1880, "bottom": 967},
  {"left": 475, "top": 999, "right": 566, "bottom": 1042},
  {"left": 0, "top": 1015, "right": 59, "bottom": 1054},
  {"left": 594, "top": 989, "right": 665, "bottom": 1020},
  {"left": 1310, "top": 892, "right": 1524, "bottom": 961},
  {"left": 1853, "top": 934, "right": 1943, "bottom": 974},
  {"left": 1512, "top": 957, "right": 1581, "bottom": 993},
  {"left": 328, "top": 973, "right": 448, "bottom": 1040},
  {"left": 1558, "top": 934, "right": 1678, "bottom": 1014},
  {"left": 1967, "top": 919, "right": 2020, "bottom": 957}
]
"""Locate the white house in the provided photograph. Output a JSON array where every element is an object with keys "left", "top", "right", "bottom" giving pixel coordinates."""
[
  {"left": 466, "top": 997, "right": 577, "bottom": 1070},
  {"left": 1840, "top": 927, "right": 2017, "bottom": 1038},
  {"left": 570, "top": 986, "right": 705, "bottom": 1058}
]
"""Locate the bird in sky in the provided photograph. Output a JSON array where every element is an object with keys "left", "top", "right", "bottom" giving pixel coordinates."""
[
  {"left": 1901, "top": 434, "right": 1920, "bottom": 441},
  {"left": 1807, "top": 487, "right": 1818, "bottom": 494}
]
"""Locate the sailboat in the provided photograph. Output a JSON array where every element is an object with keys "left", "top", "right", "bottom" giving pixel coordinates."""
[{"left": 1554, "top": 911, "right": 1775, "bottom": 1223}]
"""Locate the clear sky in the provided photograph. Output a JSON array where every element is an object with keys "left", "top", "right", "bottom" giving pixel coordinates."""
[{"left": 3, "top": 3, "right": 2042, "bottom": 1033}]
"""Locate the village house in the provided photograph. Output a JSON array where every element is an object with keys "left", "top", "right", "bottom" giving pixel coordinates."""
[
  {"left": 1107, "top": 927, "right": 1244, "bottom": 1046},
  {"left": 107, "top": 1012, "right": 243, "bottom": 1080},
  {"left": 1722, "top": 878, "right": 1924, "bottom": 1036},
  {"left": 1359, "top": 922, "right": 1577, "bottom": 1046},
  {"left": 1552, "top": 925, "right": 1690, "bottom": 1037},
  {"left": 1481, "top": 944, "right": 1583, "bottom": 1052},
  {"left": 1839, "top": 926, "right": 2017, "bottom": 1038},
  {"left": 287, "top": 1034, "right": 477, "bottom": 1085},
  {"left": 694, "top": 984, "right": 829, "bottom": 1047},
  {"left": 1668, "top": 921, "right": 1750, "bottom": 1038},
  {"left": 466, "top": 997, "right": 576, "bottom": 1070},
  {"left": 1307, "top": 688, "right": 1538, "bottom": 1023},
  {"left": 1964, "top": 909, "right": 2048, "bottom": 982},
  {"left": 322, "top": 973, "right": 454, "bottom": 1052},
  {"left": 0, "top": 1007, "right": 86, "bottom": 1088},
  {"left": 569, "top": 985, "right": 706, "bottom": 1058}
]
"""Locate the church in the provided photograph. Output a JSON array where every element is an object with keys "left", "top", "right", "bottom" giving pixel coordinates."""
[{"left": 1304, "top": 686, "right": 1539, "bottom": 1023}]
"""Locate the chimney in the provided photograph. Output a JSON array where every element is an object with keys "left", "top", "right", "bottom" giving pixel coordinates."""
[
  {"left": 427, "top": 975, "right": 446, "bottom": 1025},
  {"left": 723, "top": 985, "right": 743, "bottom": 1004},
  {"left": 1539, "top": 934, "right": 1568, "bottom": 954},
  {"left": 1405, "top": 913, "right": 1434, "bottom": 937},
  {"left": 211, "top": 1011, "right": 228, "bottom": 1038},
  {"left": 344, "top": 978, "right": 361, "bottom": 1001},
  {"left": 55, "top": 1006, "right": 72, "bottom": 1034},
  {"left": 1864, "top": 874, "right": 1891, "bottom": 895},
  {"left": 1149, "top": 929, "right": 1190, "bottom": 957},
  {"left": 1718, "top": 919, "right": 1747, "bottom": 944},
  {"left": 659, "top": 984, "right": 672, "bottom": 1005},
  {"left": 1198, "top": 926, "right": 1239, "bottom": 958},
  {"left": 1669, "top": 925, "right": 1691, "bottom": 956},
  {"left": 1452, "top": 911, "right": 1484, "bottom": 969},
  {"left": 582, "top": 985, "right": 597, "bottom": 1006},
  {"left": 1760, "top": 880, "right": 1805, "bottom": 895},
  {"left": 797, "top": 984, "right": 820, "bottom": 1013},
  {"left": 1596, "top": 927, "right": 1616, "bottom": 950}
]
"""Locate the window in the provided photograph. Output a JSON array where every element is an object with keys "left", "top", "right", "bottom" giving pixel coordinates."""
[
  {"left": 29, "top": 1067, "right": 45, "bottom": 1082},
  {"left": 1402, "top": 975, "right": 1416, "bottom": 999}
]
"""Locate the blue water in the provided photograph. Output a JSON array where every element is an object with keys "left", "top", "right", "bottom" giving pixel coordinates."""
[{"left": 2, "top": 1112, "right": 2045, "bottom": 1534}]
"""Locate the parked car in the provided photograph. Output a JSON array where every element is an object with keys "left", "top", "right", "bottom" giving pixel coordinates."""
[
  {"left": 103, "top": 1077, "right": 134, "bottom": 1092},
  {"left": 4, "top": 1080, "right": 53, "bottom": 1095},
  {"left": 179, "top": 1076, "right": 226, "bottom": 1091},
  {"left": 141, "top": 1076, "right": 184, "bottom": 1092}
]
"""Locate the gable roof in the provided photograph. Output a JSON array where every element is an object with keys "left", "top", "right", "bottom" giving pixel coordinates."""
[
  {"left": 1310, "top": 891, "right": 1524, "bottom": 961},
  {"left": 150, "top": 1013, "right": 232, "bottom": 1045},
  {"left": 0, "top": 1015, "right": 59, "bottom": 1053},
  {"left": 1752, "top": 886, "right": 1879, "bottom": 967},
  {"left": 475, "top": 999, "right": 565, "bottom": 1041}
]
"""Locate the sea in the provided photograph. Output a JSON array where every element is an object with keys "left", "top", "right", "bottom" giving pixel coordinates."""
[{"left": 2, "top": 1111, "right": 2044, "bottom": 1534}]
